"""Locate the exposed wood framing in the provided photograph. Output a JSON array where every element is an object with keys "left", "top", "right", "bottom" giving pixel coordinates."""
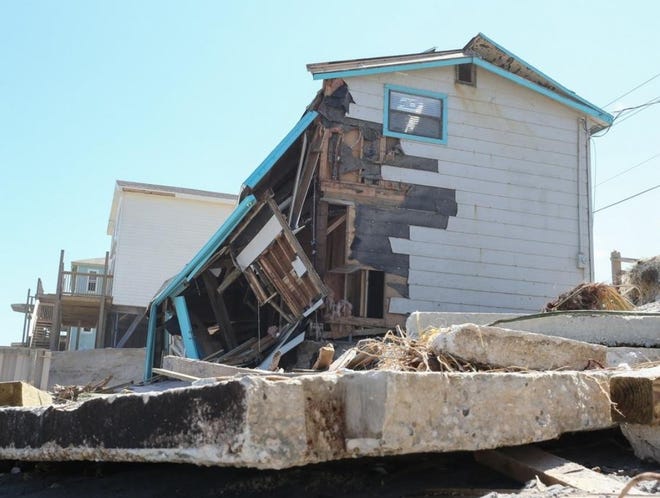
[{"left": 201, "top": 271, "right": 238, "bottom": 350}]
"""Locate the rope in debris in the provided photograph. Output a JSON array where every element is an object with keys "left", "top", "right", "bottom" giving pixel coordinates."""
[{"left": 617, "top": 472, "right": 660, "bottom": 498}]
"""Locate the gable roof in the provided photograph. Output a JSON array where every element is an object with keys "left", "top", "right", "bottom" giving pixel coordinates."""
[{"left": 307, "top": 33, "right": 612, "bottom": 128}]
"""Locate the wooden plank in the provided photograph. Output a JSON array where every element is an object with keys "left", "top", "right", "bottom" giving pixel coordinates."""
[
  {"left": 320, "top": 179, "right": 406, "bottom": 206},
  {"left": 243, "top": 266, "right": 270, "bottom": 304},
  {"left": 475, "top": 446, "right": 633, "bottom": 495},
  {"left": 610, "top": 366, "right": 660, "bottom": 425},
  {"left": 258, "top": 255, "right": 304, "bottom": 316},
  {"left": 267, "top": 198, "right": 327, "bottom": 297},
  {"left": 201, "top": 271, "right": 238, "bottom": 350},
  {"left": 216, "top": 267, "right": 242, "bottom": 294},
  {"left": 152, "top": 368, "right": 200, "bottom": 383},
  {"left": 315, "top": 200, "right": 329, "bottom": 277}
]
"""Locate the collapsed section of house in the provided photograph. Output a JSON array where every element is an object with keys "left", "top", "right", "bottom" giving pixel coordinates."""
[{"left": 144, "top": 78, "right": 463, "bottom": 377}]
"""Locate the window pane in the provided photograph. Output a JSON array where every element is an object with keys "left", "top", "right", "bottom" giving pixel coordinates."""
[
  {"left": 390, "top": 91, "right": 442, "bottom": 118},
  {"left": 389, "top": 111, "right": 442, "bottom": 139}
]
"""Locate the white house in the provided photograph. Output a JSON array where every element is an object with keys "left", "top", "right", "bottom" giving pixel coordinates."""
[{"left": 106, "top": 180, "right": 237, "bottom": 346}]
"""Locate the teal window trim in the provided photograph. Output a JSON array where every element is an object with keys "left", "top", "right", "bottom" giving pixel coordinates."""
[{"left": 383, "top": 84, "right": 448, "bottom": 145}]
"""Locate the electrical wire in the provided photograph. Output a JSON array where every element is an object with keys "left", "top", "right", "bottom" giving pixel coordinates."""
[
  {"left": 593, "top": 183, "right": 660, "bottom": 213},
  {"left": 602, "top": 72, "right": 660, "bottom": 108},
  {"left": 592, "top": 95, "right": 660, "bottom": 138},
  {"left": 596, "top": 151, "right": 660, "bottom": 187}
]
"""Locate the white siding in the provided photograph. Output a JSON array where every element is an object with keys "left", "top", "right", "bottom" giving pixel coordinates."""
[
  {"left": 345, "top": 66, "right": 591, "bottom": 313},
  {"left": 111, "top": 193, "right": 235, "bottom": 307}
]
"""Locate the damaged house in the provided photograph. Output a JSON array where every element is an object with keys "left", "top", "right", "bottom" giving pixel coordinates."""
[{"left": 144, "top": 33, "right": 613, "bottom": 377}]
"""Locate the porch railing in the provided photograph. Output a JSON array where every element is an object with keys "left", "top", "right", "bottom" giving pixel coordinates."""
[{"left": 60, "top": 271, "right": 113, "bottom": 297}]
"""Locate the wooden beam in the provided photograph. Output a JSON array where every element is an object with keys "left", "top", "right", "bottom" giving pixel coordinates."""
[
  {"left": 475, "top": 446, "right": 630, "bottom": 495},
  {"left": 326, "top": 213, "right": 346, "bottom": 235},
  {"left": 152, "top": 368, "right": 200, "bottom": 383},
  {"left": 201, "top": 271, "right": 238, "bottom": 350},
  {"left": 610, "top": 366, "right": 660, "bottom": 425},
  {"left": 116, "top": 311, "right": 146, "bottom": 348},
  {"left": 216, "top": 267, "right": 242, "bottom": 294},
  {"left": 314, "top": 200, "right": 329, "bottom": 278}
]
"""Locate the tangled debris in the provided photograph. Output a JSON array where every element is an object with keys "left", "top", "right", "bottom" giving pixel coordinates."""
[
  {"left": 621, "top": 256, "right": 660, "bottom": 306},
  {"left": 543, "top": 283, "right": 634, "bottom": 312},
  {"left": 330, "top": 329, "right": 512, "bottom": 373},
  {"left": 52, "top": 375, "right": 113, "bottom": 402}
]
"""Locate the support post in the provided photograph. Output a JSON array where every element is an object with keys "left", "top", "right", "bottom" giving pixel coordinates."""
[
  {"left": 173, "top": 296, "right": 200, "bottom": 360},
  {"left": 202, "top": 271, "right": 237, "bottom": 350},
  {"left": 49, "top": 250, "right": 65, "bottom": 351},
  {"left": 95, "top": 251, "right": 110, "bottom": 348},
  {"left": 611, "top": 250, "right": 622, "bottom": 285},
  {"left": 21, "top": 288, "right": 31, "bottom": 346},
  {"left": 143, "top": 304, "right": 158, "bottom": 381}
]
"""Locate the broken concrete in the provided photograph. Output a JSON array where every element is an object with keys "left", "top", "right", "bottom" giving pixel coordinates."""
[
  {"left": 47, "top": 348, "right": 146, "bottom": 389},
  {"left": 0, "top": 369, "right": 612, "bottom": 468},
  {"left": 0, "top": 381, "right": 52, "bottom": 407},
  {"left": 407, "top": 311, "right": 660, "bottom": 347},
  {"left": 607, "top": 347, "right": 660, "bottom": 367},
  {"left": 620, "top": 424, "right": 660, "bottom": 464},
  {"left": 430, "top": 324, "right": 607, "bottom": 371}
]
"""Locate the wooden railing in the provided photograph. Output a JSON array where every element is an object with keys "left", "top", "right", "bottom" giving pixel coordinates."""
[{"left": 60, "top": 271, "right": 113, "bottom": 297}]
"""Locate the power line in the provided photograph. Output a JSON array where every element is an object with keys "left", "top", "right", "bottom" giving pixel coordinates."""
[
  {"left": 593, "top": 183, "right": 660, "bottom": 213},
  {"left": 592, "top": 95, "right": 660, "bottom": 138},
  {"left": 596, "top": 152, "right": 660, "bottom": 187},
  {"left": 603, "top": 71, "right": 660, "bottom": 108}
]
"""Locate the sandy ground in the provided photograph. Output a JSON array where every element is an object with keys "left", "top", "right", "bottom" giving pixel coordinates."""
[{"left": 0, "top": 429, "right": 657, "bottom": 497}]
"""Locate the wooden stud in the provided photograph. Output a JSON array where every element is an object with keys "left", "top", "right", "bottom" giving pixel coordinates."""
[{"left": 201, "top": 271, "right": 238, "bottom": 350}]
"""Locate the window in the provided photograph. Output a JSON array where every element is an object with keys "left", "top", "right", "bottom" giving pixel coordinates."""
[
  {"left": 456, "top": 63, "right": 476, "bottom": 86},
  {"left": 87, "top": 271, "right": 98, "bottom": 293},
  {"left": 383, "top": 84, "right": 447, "bottom": 144}
]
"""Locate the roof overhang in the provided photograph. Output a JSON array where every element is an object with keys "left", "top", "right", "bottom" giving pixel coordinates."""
[{"left": 307, "top": 33, "right": 613, "bottom": 130}]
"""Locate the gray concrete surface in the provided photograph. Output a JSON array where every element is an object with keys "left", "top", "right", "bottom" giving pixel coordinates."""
[
  {"left": 407, "top": 311, "right": 660, "bottom": 347},
  {"left": 0, "top": 369, "right": 612, "bottom": 469},
  {"left": 620, "top": 424, "right": 660, "bottom": 464},
  {"left": 47, "top": 348, "right": 146, "bottom": 389},
  {"left": 430, "top": 324, "right": 607, "bottom": 370}
]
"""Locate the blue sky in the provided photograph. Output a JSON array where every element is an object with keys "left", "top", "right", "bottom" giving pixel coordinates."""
[{"left": 1, "top": 1, "right": 659, "bottom": 345}]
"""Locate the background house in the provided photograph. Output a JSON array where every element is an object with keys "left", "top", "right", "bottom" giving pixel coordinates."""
[
  {"left": 12, "top": 180, "right": 237, "bottom": 350},
  {"left": 104, "top": 180, "right": 238, "bottom": 347}
]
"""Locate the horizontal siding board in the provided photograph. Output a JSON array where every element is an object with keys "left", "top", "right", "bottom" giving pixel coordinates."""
[
  {"left": 389, "top": 297, "right": 535, "bottom": 314},
  {"left": 457, "top": 191, "right": 578, "bottom": 221},
  {"left": 408, "top": 255, "right": 582, "bottom": 286},
  {"left": 395, "top": 285, "right": 546, "bottom": 312},
  {"left": 408, "top": 270, "right": 573, "bottom": 299},
  {"left": 410, "top": 226, "right": 578, "bottom": 259},
  {"left": 382, "top": 166, "right": 582, "bottom": 208},
  {"left": 446, "top": 217, "right": 578, "bottom": 247},
  {"left": 455, "top": 203, "right": 578, "bottom": 232},
  {"left": 389, "top": 238, "right": 582, "bottom": 274}
]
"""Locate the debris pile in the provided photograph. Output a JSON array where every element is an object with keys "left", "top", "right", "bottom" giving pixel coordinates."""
[
  {"left": 622, "top": 256, "right": 660, "bottom": 306},
  {"left": 52, "top": 375, "right": 113, "bottom": 402},
  {"left": 328, "top": 330, "right": 478, "bottom": 372},
  {"left": 542, "top": 282, "right": 634, "bottom": 312}
]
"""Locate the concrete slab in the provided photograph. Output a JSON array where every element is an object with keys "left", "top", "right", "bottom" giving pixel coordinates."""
[
  {"left": 48, "top": 348, "right": 146, "bottom": 389},
  {"left": 607, "top": 347, "right": 660, "bottom": 367},
  {"left": 430, "top": 324, "right": 607, "bottom": 370},
  {"left": 0, "top": 369, "right": 613, "bottom": 469},
  {"left": 620, "top": 424, "right": 660, "bottom": 464},
  {"left": 407, "top": 311, "right": 660, "bottom": 347},
  {"left": 0, "top": 381, "right": 52, "bottom": 407}
]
